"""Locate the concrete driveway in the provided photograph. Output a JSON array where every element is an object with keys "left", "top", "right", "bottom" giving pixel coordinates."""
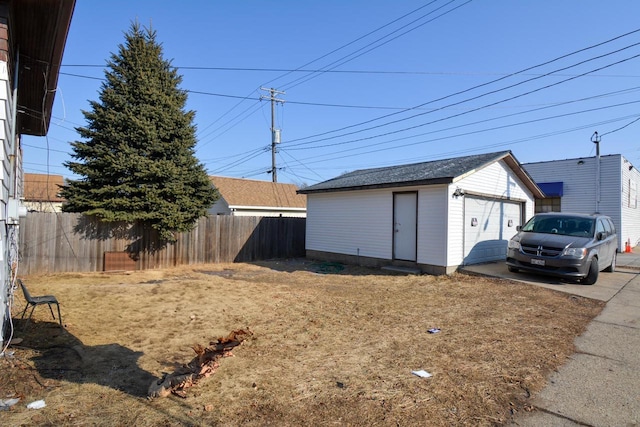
[
  {"left": 462, "top": 254, "right": 640, "bottom": 426},
  {"left": 461, "top": 259, "right": 636, "bottom": 301}
]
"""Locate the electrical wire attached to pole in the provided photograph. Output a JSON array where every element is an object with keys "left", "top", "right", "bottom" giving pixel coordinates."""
[{"left": 260, "top": 88, "right": 285, "bottom": 182}]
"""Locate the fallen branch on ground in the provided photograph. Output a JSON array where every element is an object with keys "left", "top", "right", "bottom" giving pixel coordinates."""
[{"left": 148, "top": 329, "right": 252, "bottom": 399}]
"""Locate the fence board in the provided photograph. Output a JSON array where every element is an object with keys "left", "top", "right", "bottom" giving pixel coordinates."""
[{"left": 19, "top": 213, "right": 306, "bottom": 275}]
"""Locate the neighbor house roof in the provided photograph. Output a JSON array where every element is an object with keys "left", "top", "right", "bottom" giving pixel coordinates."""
[
  {"left": 210, "top": 176, "right": 306, "bottom": 209},
  {"left": 10, "top": 0, "right": 76, "bottom": 135},
  {"left": 299, "top": 150, "right": 545, "bottom": 198},
  {"left": 24, "top": 173, "right": 65, "bottom": 202}
]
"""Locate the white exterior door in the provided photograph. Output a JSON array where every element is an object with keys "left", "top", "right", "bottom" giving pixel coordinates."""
[
  {"left": 464, "top": 196, "right": 522, "bottom": 265},
  {"left": 393, "top": 192, "right": 417, "bottom": 261}
]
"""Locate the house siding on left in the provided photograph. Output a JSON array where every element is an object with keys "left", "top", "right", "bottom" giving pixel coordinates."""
[{"left": 0, "top": 57, "right": 19, "bottom": 346}]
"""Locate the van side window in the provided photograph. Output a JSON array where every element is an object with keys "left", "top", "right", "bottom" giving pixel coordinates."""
[{"left": 596, "top": 219, "right": 606, "bottom": 236}]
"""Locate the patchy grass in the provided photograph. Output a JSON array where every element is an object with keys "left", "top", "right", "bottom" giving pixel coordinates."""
[{"left": 1, "top": 260, "right": 603, "bottom": 426}]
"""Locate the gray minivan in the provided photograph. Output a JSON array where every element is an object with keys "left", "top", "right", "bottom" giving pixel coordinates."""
[{"left": 506, "top": 212, "right": 618, "bottom": 285}]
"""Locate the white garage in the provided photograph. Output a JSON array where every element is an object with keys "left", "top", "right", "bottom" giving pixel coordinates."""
[
  {"left": 463, "top": 196, "right": 523, "bottom": 265},
  {"left": 299, "top": 151, "right": 543, "bottom": 275}
]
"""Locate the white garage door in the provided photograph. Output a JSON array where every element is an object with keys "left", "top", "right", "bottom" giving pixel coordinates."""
[{"left": 464, "top": 196, "right": 522, "bottom": 265}]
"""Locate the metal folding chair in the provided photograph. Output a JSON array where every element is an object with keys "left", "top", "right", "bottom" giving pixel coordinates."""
[{"left": 18, "top": 279, "right": 63, "bottom": 329}]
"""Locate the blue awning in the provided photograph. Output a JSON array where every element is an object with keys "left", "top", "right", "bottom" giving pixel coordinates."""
[{"left": 537, "top": 181, "right": 563, "bottom": 197}]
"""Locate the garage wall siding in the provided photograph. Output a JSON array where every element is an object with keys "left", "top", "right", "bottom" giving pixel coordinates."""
[
  {"left": 304, "top": 158, "right": 538, "bottom": 271},
  {"left": 447, "top": 186, "right": 465, "bottom": 267},
  {"left": 306, "top": 190, "right": 392, "bottom": 259},
  {"left": 456, "top": 160, "right": 533, "bottom": 201},
  {"left": 417, "top": 185, "right": 448, "bottom": 266},
  {"left": 447, "top": 161, "right": 535, "bottom": 266}
]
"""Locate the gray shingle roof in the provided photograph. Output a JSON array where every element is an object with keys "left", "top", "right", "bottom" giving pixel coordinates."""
[{"left": 299, "top": 151, "right": 515, "bottom": 194}]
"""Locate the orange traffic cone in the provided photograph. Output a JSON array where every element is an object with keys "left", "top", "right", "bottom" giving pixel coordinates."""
[{"left": 625, "top": 239, "right": 632, "bottom": 253}]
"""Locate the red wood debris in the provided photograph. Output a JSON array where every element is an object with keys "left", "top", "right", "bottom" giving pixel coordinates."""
[{"left": 148, "top": 329, "right": 252, "bottom": 399}]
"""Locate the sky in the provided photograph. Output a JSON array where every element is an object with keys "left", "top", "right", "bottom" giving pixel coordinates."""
[{"left": 22, "top": 0, "right": 640, "bottom": 187}]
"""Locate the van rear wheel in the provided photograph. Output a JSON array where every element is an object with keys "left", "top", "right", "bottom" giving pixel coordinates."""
[{"left": 604, "top": 252, "right": 616, "bottom": 273}]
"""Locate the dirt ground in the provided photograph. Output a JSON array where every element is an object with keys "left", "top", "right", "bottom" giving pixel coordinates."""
[{"left": 0, "top": 259, "right": 603, "bottom": 426}]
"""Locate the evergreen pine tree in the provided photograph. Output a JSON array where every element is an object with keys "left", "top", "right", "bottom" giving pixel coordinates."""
[{"left": 61, "top": 22, "right": 218, "bottom": 242}]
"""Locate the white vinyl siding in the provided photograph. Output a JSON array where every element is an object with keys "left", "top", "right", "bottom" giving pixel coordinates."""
[
  {"left": 305, "top": 158, "right": 537, "bottom": 271},
  {"left": 525, "top": 156, "right": 612, "bottom": 214},
  {"left": 306, "top": 190, "right": 392, "bottom": 259},
  {"left": 228, "top": 208, "right": 306, "bottom": 218},
  {"left": 463, "top": 197, "right": 521, "bottom": 264},
  {"left": 0, "top": 60, "right": 14, "bottom": 345},
  {"left": 447, "top": 161, "right": 534, "bottom": 265},
  {"left": 417, "top": 185, "right": 448, "bottom": 266},
  {"left": 455, "top": 160, "right": 533, "bottom": 201},
  {"left": 208, "top": 198, "right": 232, "bottom": 215},
  {"left": 621, "top": 159, "right": 640, "bottom": 248},
  {"left": 208, "top": 199, "right": 306, "bottom": 217},
  {"left": 448, "top": 160, "right": 534, "bottom": 266},
  {"left": 447, "top": 187, "right": 465, "bottom": 267},
  {"left": 524, "top": 154, "right": 640, "bottom": 251}
]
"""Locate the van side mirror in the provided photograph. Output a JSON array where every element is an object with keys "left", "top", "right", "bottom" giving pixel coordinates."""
[
  {"left": 596, "top": 231, "right": 605, "bottom": 241},
  {"left": 516, "top": 225, "right": 522, "bottom": 232}
]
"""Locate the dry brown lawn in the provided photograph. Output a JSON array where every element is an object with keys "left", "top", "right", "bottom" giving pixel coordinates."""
[{"left": 0, "top": 259, "right": 603, "bottom": 426}]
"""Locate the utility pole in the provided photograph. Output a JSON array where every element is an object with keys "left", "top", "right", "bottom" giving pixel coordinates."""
[
  {"left": 591, "top": 131, "right": 601, "bottom": 213},
  {"left": 260, "top": 87, "right": 285, "bottom": 182}
]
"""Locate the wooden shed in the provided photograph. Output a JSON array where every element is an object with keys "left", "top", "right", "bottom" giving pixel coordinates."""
[{"left": 298, "top": 151, "right": 543, "bottom": 274}]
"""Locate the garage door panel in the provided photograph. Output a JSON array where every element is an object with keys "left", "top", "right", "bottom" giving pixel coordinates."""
[{"left": 464, "top": 197, "right": 521, "bottom": 265}]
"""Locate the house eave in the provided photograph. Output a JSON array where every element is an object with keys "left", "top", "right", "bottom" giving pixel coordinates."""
[{"left": 10, "top": 0, "right": 76, "bottom": 136}]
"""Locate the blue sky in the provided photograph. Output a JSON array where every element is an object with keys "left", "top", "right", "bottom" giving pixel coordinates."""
[{"left": 23, "top": 0, "right": 640, "bottom": 186}]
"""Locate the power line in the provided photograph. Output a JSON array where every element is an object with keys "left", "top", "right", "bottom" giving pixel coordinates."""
[
  {"left": 601, "top": 115, "right": 640, "bottom": 136},
  {"left": 200, "top": 87, "right": 640, "bottom": 176},
  {"left": 281, "top": 0, "right": 473, "bottom": 91},
  {"left": 59, "top": 77, "right": 624, "bottom": 112},
  {"left": 61, "top": 67, "right": 640, "bottom": 78},
  {"left": 282, "top": 27, "right": 640, "bottom": 145},
  {"left": 196, "top": 1, "right": 469, "bottom": 157},
  {"left": 21, "top": 142, "right": 69, "bottom": 154},
  {"left": 287, "top": 97, "right": 640, "bottom": 154},
  {"left": 195, "top": 2, "right": 470, "bottom": 171},
  {"left": 283, "top": 104, "right": 640, "bottom": 164},
  {"left": 206, "top": 47, "right": 640, "bottom": 176},
  {"left": 259, "top": 0, "right": 443, "bottom": 89},
  {"left": 278, "top": 150, "right": 324, "bottom": 181},
  {"left": 286, "top": 114, "right": 640, "bottom": 175},
  {"left": 196, "top": 99, "right": 263, "bottom": 146},
  {"left": 283, "top": 44, "right": 640, "bottom": 149},
  {"left": 207, "top": 145, "right": 270, "bottom": 175},
  {"left": 48, "top": 24, "right": 640, "bottom": 181},
  {"left": 195, "top": 32, "right": 640, "bottom": 161}
]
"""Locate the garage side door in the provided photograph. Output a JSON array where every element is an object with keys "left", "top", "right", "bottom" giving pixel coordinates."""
[
  {"left": 393, "top": 192, "right": 417, "bottom": 261},
  {"left": 464, "top": 197, "right": 522, "bottom": 265}
]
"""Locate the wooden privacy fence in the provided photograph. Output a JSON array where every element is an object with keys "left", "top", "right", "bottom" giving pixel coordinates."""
[{"left": 18, "top": 212, "right": 306, "bottom": 275}]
